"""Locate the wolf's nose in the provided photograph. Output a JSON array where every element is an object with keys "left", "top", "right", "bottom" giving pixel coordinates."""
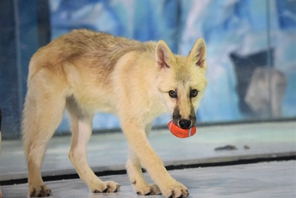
[{"left": 179, "top": 119, "right": 191, "bottom": 129}]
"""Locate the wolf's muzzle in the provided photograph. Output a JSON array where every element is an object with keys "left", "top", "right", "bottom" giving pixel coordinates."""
[{"left": 179, "top": 119, "right": 191, "bottom": 129}]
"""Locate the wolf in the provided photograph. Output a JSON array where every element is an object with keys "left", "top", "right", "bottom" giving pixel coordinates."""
[{"left": 22, "top": 29, "right": 207, "bottom": 198}]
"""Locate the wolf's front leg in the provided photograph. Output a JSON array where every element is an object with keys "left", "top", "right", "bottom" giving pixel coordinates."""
[
  {"left": 122, "top": 121, "right": 189, "bottom": 198},
  {"left": 126, "top": 123, "right": 161, "bottom": 195},
  {"left": 67, "top": 112, "right": 120, "bottom": 193},
  {"left": 126, "top": 147, "right": 161, "bottom": 195}
]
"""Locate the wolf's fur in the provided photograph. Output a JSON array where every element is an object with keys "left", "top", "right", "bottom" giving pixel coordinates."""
[{"left": 22, "top": 29, "right": 207, "bottom": 198}]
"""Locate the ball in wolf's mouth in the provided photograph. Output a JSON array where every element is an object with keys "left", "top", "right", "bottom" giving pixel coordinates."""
[{"left": 167, "top": 120, "right": 196, "bottom": 138}]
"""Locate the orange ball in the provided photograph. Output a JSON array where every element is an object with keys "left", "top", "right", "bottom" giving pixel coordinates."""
[{"left": 167, "top": 120, "right": 196, "bottom": 138}]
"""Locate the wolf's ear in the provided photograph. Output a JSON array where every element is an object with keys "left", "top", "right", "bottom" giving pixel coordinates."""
[
  {"left": 188, "top": 38, "right": 207, "bottom": 70},
  {"left": 155, "top": 40, "right": 175, "bottom": 70}
]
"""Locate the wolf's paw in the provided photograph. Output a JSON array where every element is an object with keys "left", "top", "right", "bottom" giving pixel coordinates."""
[
  {"left": 92, "top": 181, "right": 121, "bottom": 193},
  {"left": 29, "top": 185, "right": 51, "bottom": 197},
  {"left": 161, "top": 182, "right": 189, "bottom": 198},
  {"left": 135, "top": 184, "right": 161, "bottom": 196}
]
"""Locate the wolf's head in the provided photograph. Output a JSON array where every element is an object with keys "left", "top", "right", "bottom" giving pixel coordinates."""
[{"left": 155, "top": 39, "right": 207, "bottom": 129}]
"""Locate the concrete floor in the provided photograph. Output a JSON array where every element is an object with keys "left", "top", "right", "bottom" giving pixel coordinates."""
[
  {"left": 1, "top": 161, "right": 296, "bottom": 198},
  {"left": 0, "top": 121, "right": 296, "bottom": 197}
]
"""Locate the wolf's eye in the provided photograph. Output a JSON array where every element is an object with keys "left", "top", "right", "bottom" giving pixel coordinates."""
[
  {"left": 190, "top": 89, "right": 198, "bottom": 97},
  {"left": 168, "top": 90, "right": 177, "bottom": 98}
]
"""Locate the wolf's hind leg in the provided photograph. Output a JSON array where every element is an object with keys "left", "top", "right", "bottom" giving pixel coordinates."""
[
  {"left": 22, "top": 78, "right": 66, "bottom": 197},
  {"left": 126, "top": 124, "right": 161, "bottom": 195},
  {"left": 67, "top": 100, "right": 120, "bottom": 193}
]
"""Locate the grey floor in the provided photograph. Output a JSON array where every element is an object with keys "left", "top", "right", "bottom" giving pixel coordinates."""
[
  {"left": 2, "top": 161, "right": 296, "bottom": 198},
  {"left": 0, "top": 121, "right": 296, "bottom": 197}
]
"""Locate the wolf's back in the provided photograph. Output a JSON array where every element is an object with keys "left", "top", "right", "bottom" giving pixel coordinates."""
[{"left": 28, "top": 29, "right": 156, "bottom": 81}]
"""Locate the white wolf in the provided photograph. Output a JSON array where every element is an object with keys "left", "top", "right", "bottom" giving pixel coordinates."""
[{"left": 22, "top": 29, "right": 207, "bottom": 198}]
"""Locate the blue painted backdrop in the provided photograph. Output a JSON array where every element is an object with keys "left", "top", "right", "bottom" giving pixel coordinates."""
[{"left": 49, "top": 0, "right": 296, "bottom": 131}]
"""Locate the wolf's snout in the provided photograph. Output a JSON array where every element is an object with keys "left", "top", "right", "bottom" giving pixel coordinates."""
[{"left": 179, "top": 119, "right": 191, "bottom": 129}]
